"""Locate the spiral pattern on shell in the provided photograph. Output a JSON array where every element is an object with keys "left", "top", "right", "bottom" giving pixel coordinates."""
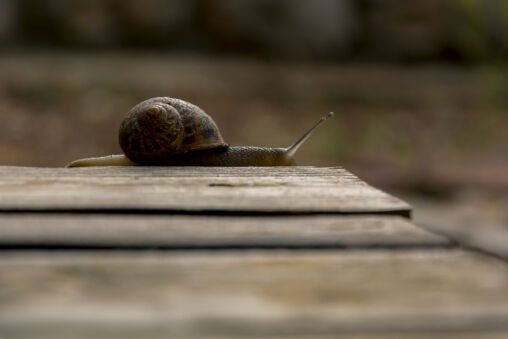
[{"left": 119, "top": 97, "right": 228, "bottom": 164}]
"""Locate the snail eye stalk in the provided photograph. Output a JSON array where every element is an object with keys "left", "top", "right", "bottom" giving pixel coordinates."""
[{"left": 286, "top": 112, "right": 334, "bottom": 158}]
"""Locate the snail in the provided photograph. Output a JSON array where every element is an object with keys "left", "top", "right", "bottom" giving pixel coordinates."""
[{"left": 66, "top": 97, "right": 333, "bottom": 167}]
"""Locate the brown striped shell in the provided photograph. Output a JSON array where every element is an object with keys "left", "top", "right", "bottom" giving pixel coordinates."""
[{"left": 118, "top": 97, "right": 228, "bottom": 164}]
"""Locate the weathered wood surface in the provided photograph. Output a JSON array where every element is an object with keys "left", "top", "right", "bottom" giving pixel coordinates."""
[
  {"left": 1, "top": 250, "right": 508, "bottom": 338},
  {"left": 409, "top": 196, "right": 508, "bottom": 260},
  {"left": 1, "top": 166, "right": 506, "bottom": 339},
  {"left": 0, "top": 215, "right": 450, "bottom": 249},
  {"left": 422, "top": 222, "right": 508, "bottom": 261},
  {"left": 0, "top": 166, "right": 410, "bottom": 216}
]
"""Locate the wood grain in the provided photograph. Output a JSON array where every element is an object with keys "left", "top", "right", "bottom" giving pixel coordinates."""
[
  {"left": 0, "top": 166, "right": 411, "bottom": 216},
  {"left": 0, "top": 215, "right": 449, "bottom": 249},
  {"left": 1, "top": 250, "right": 507, "bottom": 338}
]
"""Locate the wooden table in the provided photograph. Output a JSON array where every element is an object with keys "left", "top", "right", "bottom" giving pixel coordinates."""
[{"left": 0, "top": 166, "right": 507, "bottom": 339}]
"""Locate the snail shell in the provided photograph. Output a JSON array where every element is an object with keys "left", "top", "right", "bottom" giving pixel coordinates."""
[{"left": 118, "top": 97, "right": 228, "bottom": 164}]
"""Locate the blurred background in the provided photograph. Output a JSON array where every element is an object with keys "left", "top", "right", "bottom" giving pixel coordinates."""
[{"left": 0, "top": 0, "right": 506, "bottom": 230}]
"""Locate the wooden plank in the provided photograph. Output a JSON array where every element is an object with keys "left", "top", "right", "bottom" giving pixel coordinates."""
[
  {"left": 1, "top": 334, "right": 505, "bottom": 339},
  {"left": 423, "top": 222, "right": 508, "bottom": 261},
  {"left": 0, "top": 215, "right": 450, "bottom": 249},
  {"left": 411, "top": 197, "right": 508, "bottom": 260},
  {"left": 0, "top": 166, "right": 411, "bottom": 216},
  {"left": 1, "top": 250, "right": 508, "bottom": 338}
]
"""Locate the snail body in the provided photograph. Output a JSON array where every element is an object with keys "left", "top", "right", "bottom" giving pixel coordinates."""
[
  {"left": 66, "top": 97, "right": 333, "bottom": 167},
  {"left": 67, "top": 147, "right": 292, "bottom": 167}
]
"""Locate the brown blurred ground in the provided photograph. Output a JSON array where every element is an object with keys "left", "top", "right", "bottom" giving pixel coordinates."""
[
  {"left": 0, "top": 0, "right": 507, "bottom": 229},
  {"left": 1, "top": 53, "right": 506, "bottom": 182}
]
